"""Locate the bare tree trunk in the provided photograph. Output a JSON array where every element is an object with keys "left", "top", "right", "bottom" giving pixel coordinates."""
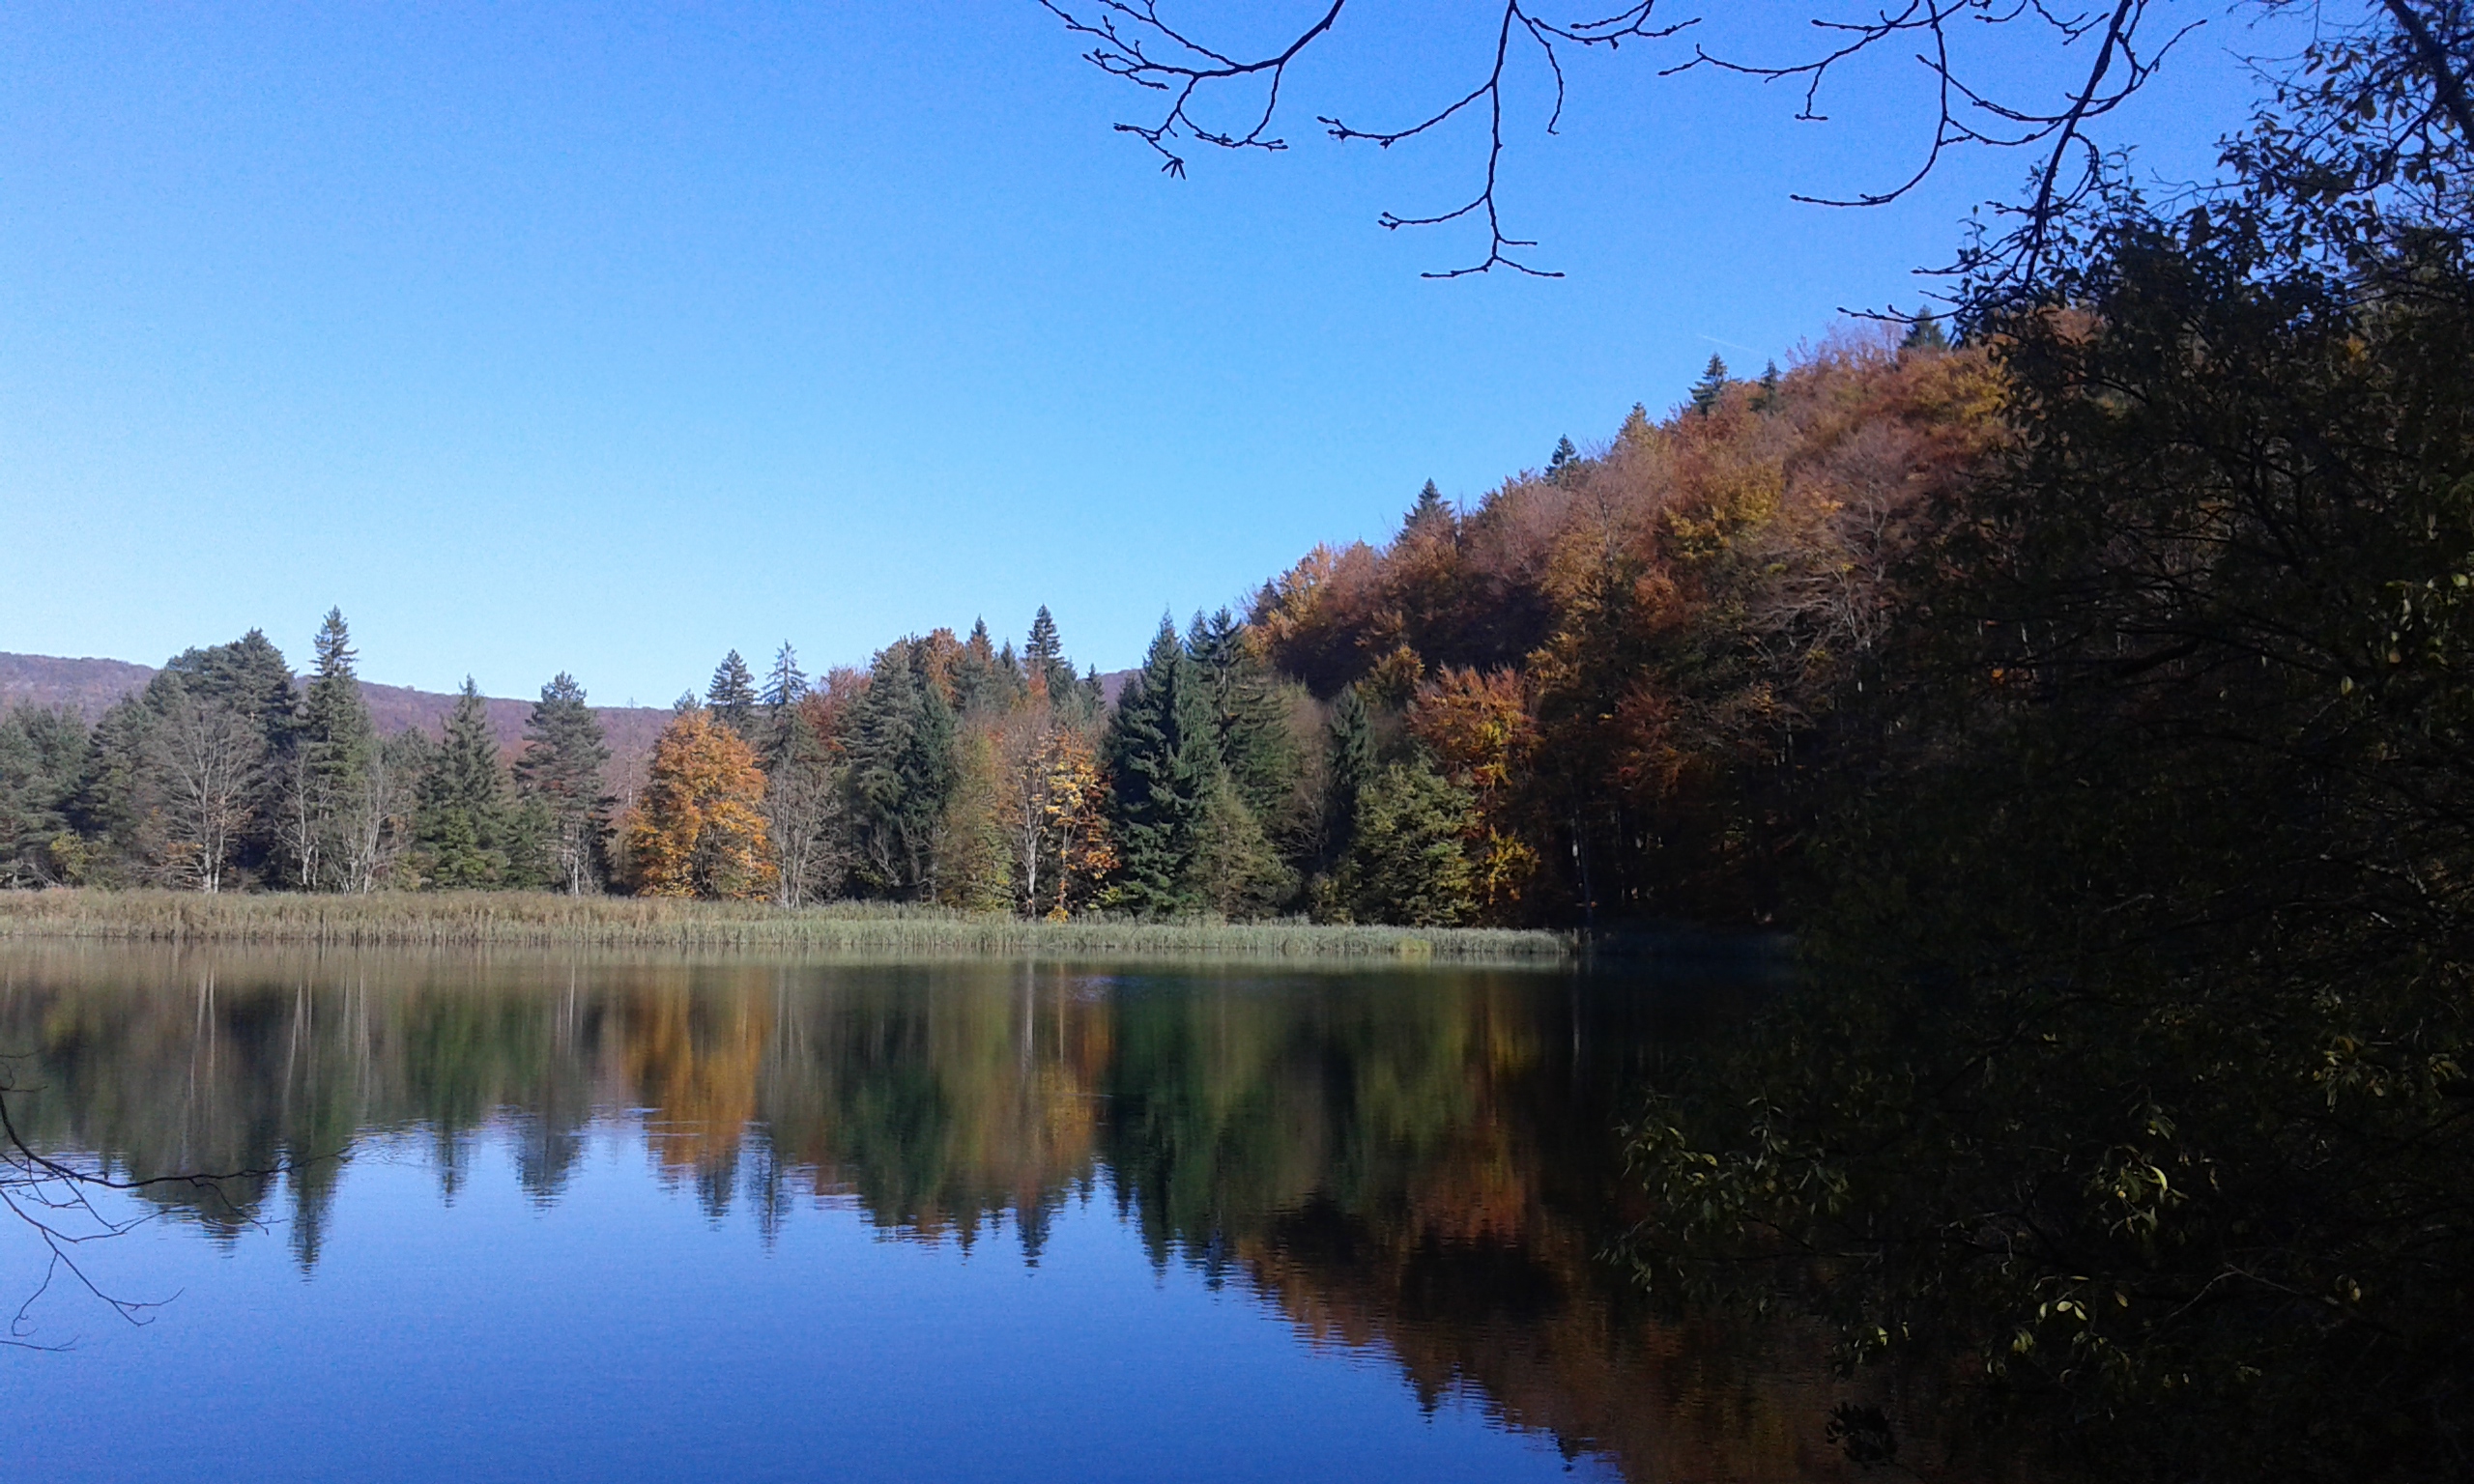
[{"left": 154, "top": 692, "right": 264, "bottom": 895}]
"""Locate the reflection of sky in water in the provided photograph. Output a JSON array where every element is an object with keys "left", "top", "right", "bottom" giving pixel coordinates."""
[{"left": 5, "top": 1127, "right": 1619, "bottom": 1483}]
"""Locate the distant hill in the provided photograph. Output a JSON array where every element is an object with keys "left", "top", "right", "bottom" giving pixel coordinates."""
[
  {"left": 0, "top": 651, "right": 673, "bottom": 793},
  {"left": 3, "top": 649, "right": 1136, "bottom": 797}
]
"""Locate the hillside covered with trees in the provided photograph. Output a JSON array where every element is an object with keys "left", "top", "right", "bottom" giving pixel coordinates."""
[{"left": 0, "top": 331, "right": 1998, "bottom": 927}]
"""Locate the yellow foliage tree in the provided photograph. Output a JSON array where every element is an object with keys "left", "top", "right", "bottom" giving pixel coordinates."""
[{"left": 624, "top": 707, "right": 777, "bottom": 900}]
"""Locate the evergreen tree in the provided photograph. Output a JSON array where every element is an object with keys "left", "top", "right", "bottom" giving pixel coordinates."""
[
  {"left": 1024, "top": 606, "right": 1077, "bottom": 699},
  {"left": 0, "top": 704, "right": 91, "bottom": 885},
  {"left": 762, "top": 642, "right": 808, "bottom": 711},
  {"left": 1105, "top": 617, "right": 1216, "bottom": 915},
  {"left": 953, "top": 617, "right": 1023, "bottom": 719},
  {"left": 1186, "top": 608, "right": 1300, "bottom": 830},
  {"left": 706, "top": 650, "right": 759, "bottom": 736},
  {"left": 1546, "top": 435, "right": 1579, "bottom": 481},
  {"left": 1689, "top": 354, "right": 1730, "bottom": 414},
  {"left": 842, "top": 641, "right": 958, "bottom": 899},
  {"left": 513, "top": 673, "right": 613, "bottom": 896},
  {"left": 1900, "top": 308, "right": 1948, "bottom": 352},
  {"left": 1338, "top": 757, "right": 1477, "bottom": 926},
  {"left": 158, "top": 629, "right": 300, "bottom": 878},
  {"left": 162, "top": 629, "right": 299, "bottom": 741},
  {"left": 1321, "top": 685, "right": 1375, "bottom": 872},
  {"left": 415, "top": 679, "right": 512, "bottom": 889},
  {"left": 1193, "top": 767, "right": 1295, "bottom": 918},
  {"left": 1403, "top": 479, "right": 1450, "bottom": 534},
  {"left": 72, "top": 696, "right": 156, "bottom": 882},
  {"left": 1754, "top": 359, "right": 1781, "bottom": 411},
  {"left": 291, "top": 609, "right": 378, "bottom": 890}
]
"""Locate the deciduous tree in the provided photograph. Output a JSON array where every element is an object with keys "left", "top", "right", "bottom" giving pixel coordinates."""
[{"left": 624, "top": 706, "right": 775, "bottom": 900}]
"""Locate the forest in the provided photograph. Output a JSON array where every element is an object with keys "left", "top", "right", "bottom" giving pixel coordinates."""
[
  {"left": 3, "top": 4, "right": 2470, "bottom": 1476},
  {"left": 0, "top": 329, "right": 1995, "bottom": 930}
]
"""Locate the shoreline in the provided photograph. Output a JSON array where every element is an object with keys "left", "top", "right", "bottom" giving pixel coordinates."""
[{"left": 0, "top": 889, "right": 1572, "bottom": 962}]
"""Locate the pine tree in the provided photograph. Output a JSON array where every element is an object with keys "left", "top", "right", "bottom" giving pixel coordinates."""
[
  {"left": 1024, "top": 606, "right": 1078, "bottom": 700},
  {"left": 1338, "top": 757, "right": 1478, "bottom": 926},
  {"left": 1547, "top": 436, "right": 1580, "bottom": 482},
  {"left": 706, "top": 650, "right": 760, "bottom": 737},
  {"left": 513, "top": 672, "right": 613, "bottom": 895},
  {"left": 1193, "top": 767, "right": 1294, "bottom": 918},
  {"left": 1105, "top": 618, "right": 1222, "bottom": 915},
  {"left": 1901, "top": 308, "right": 1949, "bottom": 352},
  {"left": 1617, "top": 402, "right": 1653, "bottom": 447},
  {"left": 1322, "top": 684, "right": 1375, "bottom": 872},
  {"left": 72, "top": 696, "right": 157, "bottom": 881},
  {"left": 1753, "top": 359, "right": 1781, "bottom": 411},
  {"left": 0, "top": 704, "right": 90, "bottom": 886},
  {"left": 954, "top": 617, "right": 1023, "bottom": 718},
  {"left": 1690, "top": 354, "right": 1730, "bottom": 415},
  {"left": 762, "top": 642, "right": 808, "bottom": 711},
  {"left": 1187, "top": 608, "right": 1300, "bottom": 832},
  {"left": 292, "top": 608, "right": 378, "bottom": 890},
  {"left": 842, "top": 641, "right": 958, "bottom": 899},
  {"left": 1403, "top": 479, "right": 1450, "bottom": 534},
  {"left": 415, "top": 679, "right": 512, "bottom": 889}
]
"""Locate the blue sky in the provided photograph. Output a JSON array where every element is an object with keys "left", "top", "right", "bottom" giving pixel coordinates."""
[{"left": 2, "top": 2, "right": 2288, "bottom": 702}]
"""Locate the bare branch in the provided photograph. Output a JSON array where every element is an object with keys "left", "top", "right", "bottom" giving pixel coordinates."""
[{"left": 1038, "top": 0, "right": 2215, "bottom": 280}]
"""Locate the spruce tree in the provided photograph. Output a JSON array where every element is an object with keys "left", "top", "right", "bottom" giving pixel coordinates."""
[
  {"left": 1187, "top": 608, "right": 1299, "bottom": 830},
  {"left": 1338, "top": 757, "right": 1477, "bottom": 926},
  {"left": 293, "top": 608, "right": 377, "bottom": 890},
  {"left": 72, "top": 696, "right": 155, "bottom": 881},
  {"left": 1403, "top": 479, "right": 1450, "bottom": 534},
  {"left": 416, "top": 679, "right": 511, "bottom": 889},
  {"left": 1024, "top": 606, "right": 1077, "bottom": 699},
  {"left": 0, "top": 704, "right": 90, "bottom": 885},
  {"left": 1105, "top": 617, "right": 1216, "bottom": 915},
  {"left": 1754, "top": 359, "right": 1781, "bottom": 411},
  {"left": 1689, "top": 354, "right": 1730, "bottom": 415},
  {"left": 514, "top": 672, "right": 614, "bottom": 895},
  {"left": 954, "top": 617, "right": 1023, "bottom": 718},
  {"left": 1900, "top": 308, "right": 1949, "bottom": 352},
  {"left": 762, "top": 642, "right": 808, "bottom": 711},
  {"left": 707, "top": 650, "right": 760, "bottom": 736},
  {"left": 1546, "top": 436, "right": 1579, "bottom": 481},
  {"left": 842, "top": 641, "right": 958, "bottom": 899},
  {"left": 1322, "top": 685, "right": 1375, "bottom": 872}
]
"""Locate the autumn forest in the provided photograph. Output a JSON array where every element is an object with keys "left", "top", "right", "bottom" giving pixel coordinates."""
[{"left": 0, "top": 330, "right": 1994, "bottom": 933}]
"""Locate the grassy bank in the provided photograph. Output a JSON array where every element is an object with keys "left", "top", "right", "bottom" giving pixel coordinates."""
[{"left": 0, "top": 889, "right": 1569, "bottom": 961}]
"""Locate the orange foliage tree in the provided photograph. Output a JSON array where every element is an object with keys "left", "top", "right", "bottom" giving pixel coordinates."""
[
  {"left": 624, "top": 706, "right": 777, "bottom": 900},
  {"left": 1254, "top": 331, "right": 2007, "bottom": 923},
  {"left": 1408, "top": 666, "right": 1539, "bottom": 920}
]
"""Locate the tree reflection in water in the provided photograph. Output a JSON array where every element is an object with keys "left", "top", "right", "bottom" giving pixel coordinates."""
[{"left": 0, "top": 943, "right": 1912, "bottom": 1481}]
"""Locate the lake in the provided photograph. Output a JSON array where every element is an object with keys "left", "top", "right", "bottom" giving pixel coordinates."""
[{"left": 0, "top": 944, "right": 1887, "bottom": 1482}]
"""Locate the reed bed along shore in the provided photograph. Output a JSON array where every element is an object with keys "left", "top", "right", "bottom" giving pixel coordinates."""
[{"left": 0, "top": 890, "right": 1570, "bottom": 961}]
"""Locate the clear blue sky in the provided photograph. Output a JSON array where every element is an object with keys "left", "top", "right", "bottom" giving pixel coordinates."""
[{"left": 2, "top": 2, "right": 2285, "bottom": 703}]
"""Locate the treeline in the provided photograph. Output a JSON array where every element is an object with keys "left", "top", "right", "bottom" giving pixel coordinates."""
[
  {"left": 0, "top": 613, "right": 614, "bottom": 898},
  {"left": 0, "top": 336, "right": 2065, "bottom": 929}
]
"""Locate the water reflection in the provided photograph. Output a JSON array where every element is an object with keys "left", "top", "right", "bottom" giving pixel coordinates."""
[{"left": 1, "top": 944, "right": 1876, "bottom": 1482}]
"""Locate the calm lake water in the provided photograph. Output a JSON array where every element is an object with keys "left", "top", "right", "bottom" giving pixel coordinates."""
[{"left": 0, "top": 944, "right": 1883, "bottom": 1483}]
